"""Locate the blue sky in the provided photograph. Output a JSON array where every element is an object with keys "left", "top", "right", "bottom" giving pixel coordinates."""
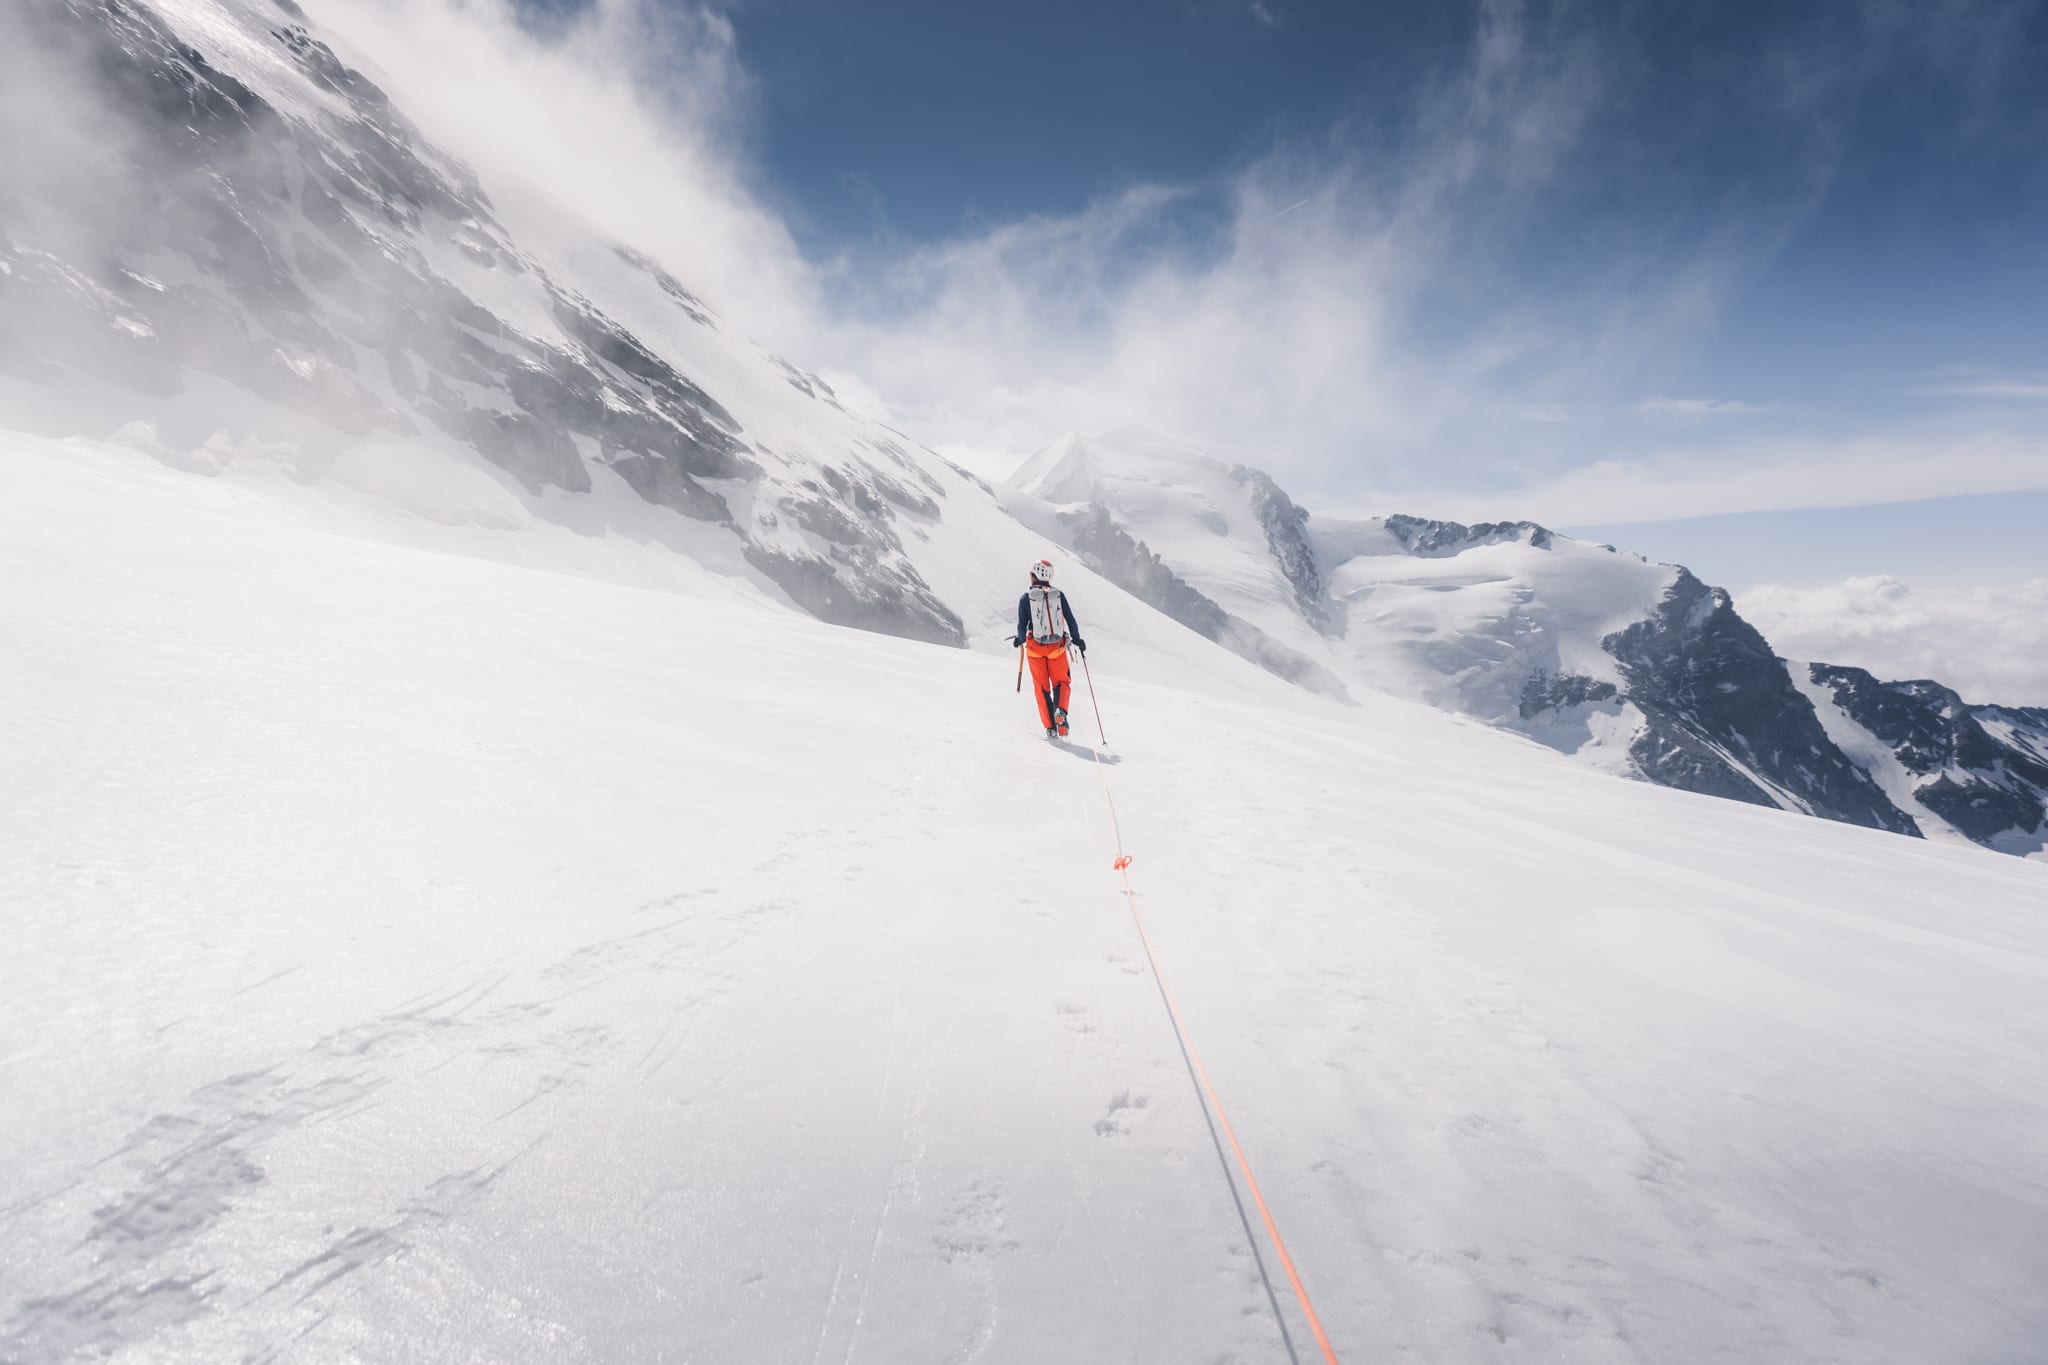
[
  {"left": 732, "top": 1, "right": 2044, "bottom": 289},
  {"left": 697, "top": 0, "right": 2048, "bottom": 525},
  {"left": 722, "top": 1, "right": 1473, "bottom": 249},
  {"left": 726, "top": 0, "right": 2047, "bottom": 386}
]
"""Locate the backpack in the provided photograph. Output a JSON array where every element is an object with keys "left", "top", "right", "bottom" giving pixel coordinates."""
[{"left": 1025, "top": 586, "right": 1067, "bottom": 645}]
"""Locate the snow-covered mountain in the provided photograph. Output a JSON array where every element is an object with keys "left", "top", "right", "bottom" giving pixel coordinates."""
[
  {"left": 7, "top": 0, "right": 2038, "bottom": 863},
  {"left": 0, "top": 0, "right": 1375, "bottom": 732},
  {"left": 0, "top": 0, "right": 1052, "bottom": 646},
  {"left": 1010, "top": 430, "right": 2046, "bottom": 858}
]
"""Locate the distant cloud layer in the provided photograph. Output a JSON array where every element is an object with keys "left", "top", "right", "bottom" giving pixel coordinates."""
[{"left": 1741, "top": 576, "right": 2048, "bottom": 706}]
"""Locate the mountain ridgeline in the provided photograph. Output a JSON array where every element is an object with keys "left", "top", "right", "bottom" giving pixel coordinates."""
[
  {"left": 3, "top": 0, "right": 2039, "bottom": 861},
  {"left": 1006, "top": 433, "right": 2046, "bottom": 860}
]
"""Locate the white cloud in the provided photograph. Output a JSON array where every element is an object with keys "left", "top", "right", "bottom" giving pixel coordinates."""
[
  {"left": 1635, "top": 397, "right": 1775, "bottom": 419},
  {"left": 1741, "top": 576, "right": 2048, "bottom": 706},
  {"left": 1249, "top": 1, "right": 1282, "bottom": 28}
]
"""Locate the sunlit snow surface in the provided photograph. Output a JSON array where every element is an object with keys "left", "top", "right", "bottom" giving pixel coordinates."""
[{"left": 4, "top": 435, "right": 2048, "bottom": 1363}]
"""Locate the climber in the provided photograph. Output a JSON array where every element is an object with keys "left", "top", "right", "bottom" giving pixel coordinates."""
[{"left": 1013, "top": 558, "right": 1085, "bottom": 738}]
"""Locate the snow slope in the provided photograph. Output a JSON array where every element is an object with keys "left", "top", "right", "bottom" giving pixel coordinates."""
[{"left": 7, "top": 435, "right": 2048, "bottom": 1364}]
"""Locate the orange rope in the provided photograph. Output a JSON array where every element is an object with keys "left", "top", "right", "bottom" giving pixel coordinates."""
[{"left": 1085, "top": 740, "right": 1340, "bottom": 1365}]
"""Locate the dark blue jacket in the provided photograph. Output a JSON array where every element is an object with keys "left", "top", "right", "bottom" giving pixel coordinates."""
[{"left": 1014, "top": 590, "right": 1083, "bottom": 651}]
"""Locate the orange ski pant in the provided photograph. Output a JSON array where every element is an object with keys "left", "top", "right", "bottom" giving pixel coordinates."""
[{"left": 1025, "top": 639, "right": 1072, "bottom": 730}]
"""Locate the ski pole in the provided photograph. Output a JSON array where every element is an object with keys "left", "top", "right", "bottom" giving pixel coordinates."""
[
  {"left": 1016, "top": 645, "right": 1025, "bottom": 693},
  {"left": 1079, "top": 648, "right": 1108, "bottom": 746}
]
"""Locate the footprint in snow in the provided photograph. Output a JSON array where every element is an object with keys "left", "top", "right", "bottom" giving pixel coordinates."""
[
  {"left": 1093, "top": 1090, "right": 1149, "bottom": 1137},
  {"left": 933, "top": 1180, "right": 1019, "bottom": 1264}
]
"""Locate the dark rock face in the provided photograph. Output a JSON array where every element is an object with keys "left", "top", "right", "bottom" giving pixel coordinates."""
[
  {"left": 1383, "top": 514, "right": 1552, "bottom": 556},
  {"left": 0, "top": 0, "right": 970, "bottom": 648},
  {"left": 1232, "top": 465, "right": 1328, "bottom": 630},
  {"left": 1808, "top": 665, "right": 2048, "bottom": 847},
  {"left": 1519, "top": 672, "right": 1618, "bottom": 718},
  {"left": 1604, "top": 571, "right": 1920, "bottom": 834},
  {"left": 742, "top": 544, "right": 961, "bottom": 648},
  {"left": 747, "top": 461, "right": 962, "bottom": 644}
]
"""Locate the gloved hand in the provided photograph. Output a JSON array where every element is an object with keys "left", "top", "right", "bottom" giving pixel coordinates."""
[
  {"left": 1073, "top": 638, "right": 1086, "bottom": 655},
  {"left": 1011, "top": 635, "right": 1025, "bottom": 648}
]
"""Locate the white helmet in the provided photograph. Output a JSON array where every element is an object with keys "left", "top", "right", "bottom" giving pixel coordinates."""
[{"left": 1029, "top": 558, "right": 1054, "bottom": 584}]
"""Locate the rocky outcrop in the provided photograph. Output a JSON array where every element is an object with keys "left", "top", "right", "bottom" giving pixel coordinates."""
[
  {"left": 1807, "top": 665, "right": 2048, "bottom": 850},
  {"left": 1602, "top": 571, "right": 1919, "bottom": 833},
  {"left": 1232, "top": 465, "right": 1328, "bottom": 631},
  {"left": 1383, "top": 514, "right": 1552, "bottom": 556},
  {"left": 1518, "top": 672, "right": 1618, "bottom": 718}
]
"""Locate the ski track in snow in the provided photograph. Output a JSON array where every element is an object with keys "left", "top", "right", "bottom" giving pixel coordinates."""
[{"left": 3, "top": 438, "right": 2048, "bottom": 1363}]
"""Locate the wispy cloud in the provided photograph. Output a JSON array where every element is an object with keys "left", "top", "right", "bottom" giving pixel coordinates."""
[
  {"left": 1635, "top": 397, "right": 1776, "bottom": 420},
  {"left": 1259, "top": 194, "right": 1315, "bottom": 223},
  {"left": 1404, "top": 427, "right": 2048, "bottom": 527},
  {"left": 1249, "top": 1, "right": 1282, "bottom": 28},
  {"left": 1909, "top": 373, "right": 2048, "bottom": 400}
]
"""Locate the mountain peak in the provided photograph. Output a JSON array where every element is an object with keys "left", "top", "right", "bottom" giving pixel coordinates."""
[
  {"left": 1381, "top": 513, "right": 1555, "bottom": 556},
  {"left": 1006, "top": 431, "right": 1095, "bottom": 501},
  {"left": 1009, "top": 427, "right": 1236, "bottom": 505}
]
